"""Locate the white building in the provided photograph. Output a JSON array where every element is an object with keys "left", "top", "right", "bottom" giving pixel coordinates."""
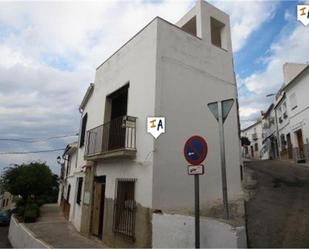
[
  {"left": 241, "top": 120, "right": 263, "bottom": 160},
  {"left": 0, "top": 191, "right": 14, "bottom": 211},
  {"left": 59, "top": 1, "right": 246, "bottom": 247},
  {"left": 260, "top": 103, "right": 279, "bottom": 160},
  {"left": 58, "top": 142, "right": 85, "bottom": 231},
  {"left": 279, "top": 63, "right": 309, "bottom": 162},
  {"left": 259, "top": 63, "right": 309, "bottom": 163}
]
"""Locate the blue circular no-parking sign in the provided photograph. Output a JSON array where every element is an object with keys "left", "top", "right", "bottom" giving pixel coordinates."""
[{"left": 184, "top": 136, "right": 208, "bottom": 165}]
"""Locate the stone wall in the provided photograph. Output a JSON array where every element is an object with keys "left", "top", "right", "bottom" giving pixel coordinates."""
[{"left": 8, "top": 215, "right": 50, "bottom": 248}]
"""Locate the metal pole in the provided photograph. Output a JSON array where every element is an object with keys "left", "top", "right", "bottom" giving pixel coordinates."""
[
  {"left": 194, "top": 175, "right": 200, "bottom": 249},
  {"left": 218, "top": 101, "right": 230, "bottom": 219}
]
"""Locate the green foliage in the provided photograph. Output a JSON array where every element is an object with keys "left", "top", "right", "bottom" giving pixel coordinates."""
[
  {"left": 24, "top": 204, "right": 39, "bottom": 223},
  {"left": 0, "top": 161, "right": 59, "bottom": 202}
]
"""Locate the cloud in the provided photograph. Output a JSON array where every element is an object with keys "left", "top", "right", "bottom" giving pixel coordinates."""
[
  {"left": 211, "top": 1, "right": 278, "bottom": 52},
  {"left": 239, "top": 22, "right": 309, "bottom": 128},
  {"left": 0, "top": 0, "right": 281, "bottom": 172}
]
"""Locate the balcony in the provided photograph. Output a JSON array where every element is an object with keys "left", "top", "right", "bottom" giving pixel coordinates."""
[{"left": 85, "top": 116, "right": 137, "bottom": 160}]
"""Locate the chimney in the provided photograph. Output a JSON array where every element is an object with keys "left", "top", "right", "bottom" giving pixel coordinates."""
[{"left": 283, "top": 63, "right": 307, "bottom": 84}]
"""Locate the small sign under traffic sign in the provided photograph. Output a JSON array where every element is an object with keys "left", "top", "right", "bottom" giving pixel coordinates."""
[{"left": 188, "top": 165, "right": 204, "bottom": 175}]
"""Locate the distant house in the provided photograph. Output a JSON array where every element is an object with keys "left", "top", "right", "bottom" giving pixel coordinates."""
[
  {"left": 260, "top": 103, "right": 279, "bottom": 160},
  {"left": 0, "top": 191, "right": 14, "bottom": 211},
  {"left": 57, "top": 142, "right": 84, "bottom": 230},
  {"left": 241, "top": 120, "right": 263, "bottom": 160}
]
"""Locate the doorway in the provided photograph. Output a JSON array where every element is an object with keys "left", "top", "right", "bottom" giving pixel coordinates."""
[
  {"left": 91, "top": 176, "right": 106, "bottom": 239},
  {"left": 295, "top": 129, "right": 305, "bottom": 161},
  {"left": 287, "top": 133, "right": 293, "bottom": 159},
  {"left": 104, "top": 84, "right": 129, "bottom": 151}
]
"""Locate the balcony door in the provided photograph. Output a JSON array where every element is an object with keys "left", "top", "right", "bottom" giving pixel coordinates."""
[{"left": 105, "top": 84, "right": 128, "bottom": 151}]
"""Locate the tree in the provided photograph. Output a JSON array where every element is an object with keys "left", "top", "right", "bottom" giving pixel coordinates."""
[{"left": 0, "top": 161, "right": 58, "bottom": 202}]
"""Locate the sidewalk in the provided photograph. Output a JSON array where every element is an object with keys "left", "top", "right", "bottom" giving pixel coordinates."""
[{"left": 25, "top": 204, "right": 104, "bottom": 248}]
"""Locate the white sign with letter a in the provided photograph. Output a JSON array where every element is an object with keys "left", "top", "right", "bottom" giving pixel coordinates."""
[
  {"left": 297, "top": 5, "right": 309, "bottom": 26},
  {"left": 147, "top": 117, "right": 165, "bottom": 139}
]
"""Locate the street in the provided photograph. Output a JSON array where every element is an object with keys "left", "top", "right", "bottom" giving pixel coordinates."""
[
  {"left": 0, "top": 226, "right": 11, "bottom": 248},
  {"left": 244, "top": 160, "right": 309, "bottom": 248}
]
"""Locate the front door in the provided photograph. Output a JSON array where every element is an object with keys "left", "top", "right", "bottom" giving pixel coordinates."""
[
  {"left": 91, "top": 177, "right": 106, "bottom": 238},
  {"left": 296, "top": 129, "right": 305, "bottom": 160}
]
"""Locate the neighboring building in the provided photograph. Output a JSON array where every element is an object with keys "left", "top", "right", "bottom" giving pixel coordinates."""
[
  {"left": 260, "top": 62, "right": 309, "bottom": 163},
  {"left": 59, "top": 1, "right": 246, "bottom": 247},
  {"left": 260, "top": 103, "right": 279, "bottom": 160},
  {"left": 274, "top": 92, "right": 293, "bottom": 160},
  {"left": 241, "top": 120, "right": 263, "bottom": 160},
  {"left": 281, "top": 63, "right": 309, "bottom": 162},
  {"left": 0, "top": 191, "right": 14, "bottom": 211},
  {"left": 58, "top": 142, "right": 85, "bottom": 231}
]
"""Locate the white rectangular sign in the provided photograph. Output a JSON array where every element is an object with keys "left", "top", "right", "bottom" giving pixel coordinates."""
[{"left": 188, "top": 165, "right": 204, "bottom": 175}]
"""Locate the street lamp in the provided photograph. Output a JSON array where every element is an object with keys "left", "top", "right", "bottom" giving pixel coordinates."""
[
  {"left": 56, "top": 156, "right": 62, "bottom": 165},
  {"left": 57, "top": 156, "right": 68, "bottom": 165}
]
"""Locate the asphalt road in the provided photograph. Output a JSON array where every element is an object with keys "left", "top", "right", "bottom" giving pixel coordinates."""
[
  {"left": 244, "top": 160, "right": 309, "bottom": 248},
  {"left": 0, "top": 226, "right": 11, "bottom": 248}
]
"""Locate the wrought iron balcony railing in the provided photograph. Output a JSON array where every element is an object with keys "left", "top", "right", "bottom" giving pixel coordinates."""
[{"left": 85, "top": 116, "right": 137, "bottom": 159}]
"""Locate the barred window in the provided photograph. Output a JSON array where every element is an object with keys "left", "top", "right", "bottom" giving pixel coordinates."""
[{"left": 113, "top": 178, "right": 136, "bottom": 240}]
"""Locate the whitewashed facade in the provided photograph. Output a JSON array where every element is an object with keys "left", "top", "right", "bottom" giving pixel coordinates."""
[
  {"left": 60, "top": 1, "right": 246, "bottom": 247},
  {"left": 260, "top": 104, "right": 279, "bottom": 160},
  {"left": 241, "top": 120, "right": 263, "bottom": 160},
  {"left": 58, "top": 142, "right": 85, "bottom": 231},
  {"left": 279, "top": 64, "right": 309, "bottom": 162},
  {"left": 259, "top": 63, "right": 309, "bottom": 162}
]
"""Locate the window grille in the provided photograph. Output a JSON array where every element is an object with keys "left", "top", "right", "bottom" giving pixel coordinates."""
[{"left": 113, "top": 178, "right": 136, "bottom": 240}]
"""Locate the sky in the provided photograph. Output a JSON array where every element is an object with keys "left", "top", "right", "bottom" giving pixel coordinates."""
[{"left": 0, "top": 0, "right": 309, "bottom": 174}]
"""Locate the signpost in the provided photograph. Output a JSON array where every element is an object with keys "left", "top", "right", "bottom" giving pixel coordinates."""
[
  {"left": 207, "top": 98, "right": 234, "bottom": 220},
  {"left": 184, "top": 136, "right": 208, "bottom": 249}
]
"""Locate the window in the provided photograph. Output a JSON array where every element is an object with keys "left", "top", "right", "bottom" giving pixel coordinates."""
[
  {"left": 80, "top": 113, "right": 88, "bottom": 147},
  {"left": 210, "top": 17, "right": 226, "bottom": 49},
  {"left": 113, "top": 179, "right": 136, "bottom": 240},
  {"left": 180, "top": 16, "right": 197, "bottom": 36},
  {"left": 76, "top": 177, "right": 83, "bottom": 205},
  {"left": 290, "top": 93, "right": 297, "bottom": 110},
  {"left": 255, "top": 143, "right": 258, "bottom": 151}
]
